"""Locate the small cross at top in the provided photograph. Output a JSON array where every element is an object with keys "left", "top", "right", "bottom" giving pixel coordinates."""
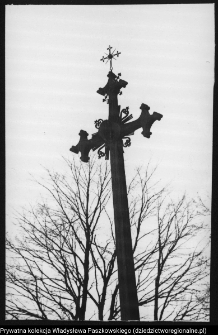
[{"left": 100, "top": 45, "right": 121, "bottom": 71}]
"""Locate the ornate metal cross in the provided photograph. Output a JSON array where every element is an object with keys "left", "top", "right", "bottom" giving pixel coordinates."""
[
  {"left": 70, "top": 46, "right": 163, "bottom": 320},
  {"left": 100, "top": 45, "right": 121, "bottom": 71}
]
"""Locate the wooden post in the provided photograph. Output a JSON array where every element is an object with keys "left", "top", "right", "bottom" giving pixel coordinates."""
[{"left": 110, "top": 138, "right": 140, "bottom": 320}]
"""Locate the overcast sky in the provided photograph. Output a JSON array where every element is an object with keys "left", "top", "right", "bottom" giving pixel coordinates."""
[{"left": 6, "top": 4, "right": 214, "bottom": 230}]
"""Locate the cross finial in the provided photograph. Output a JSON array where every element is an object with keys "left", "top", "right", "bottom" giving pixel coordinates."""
[{"left": 100, "top": 45, "right": 121, "bottom": 71}]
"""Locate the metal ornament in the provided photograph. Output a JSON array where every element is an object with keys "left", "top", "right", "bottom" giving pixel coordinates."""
[{"left": 100, "top": 45, "right": 121, "bottom": 71}]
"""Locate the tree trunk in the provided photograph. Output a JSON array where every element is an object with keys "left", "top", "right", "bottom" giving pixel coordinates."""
[
  {"left": 154, "top": 276, "right": 159, "bottom": 320},
  {"left": 79, "top": 235, "right": 90, "bottom": 320}
]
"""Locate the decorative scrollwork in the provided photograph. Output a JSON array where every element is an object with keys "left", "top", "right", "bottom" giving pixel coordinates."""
[
  {"left": 123, "top": 137, "right": 131, "bottom": 147},
  {"left": 116, "top": 73, "right": 122, "bottom": 80},
  {"left": 120, "top": 107, "right": 133, "bottom": 124},
  {"left": 120, "top": 107, "right": 129, "bottom": 118},
  {"left": 103, "top": 94, "right": 108, "bottom": 102},
  {"left": 94, "top": 119, "right": 103, "bottom": 129},
  {"left": 97, "top": 145, "right": 106, "bottom": 159}
]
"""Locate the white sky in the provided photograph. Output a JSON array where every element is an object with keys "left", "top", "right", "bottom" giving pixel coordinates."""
[{"left": 6, "top": 4, "right": 214, "bottom": 230}]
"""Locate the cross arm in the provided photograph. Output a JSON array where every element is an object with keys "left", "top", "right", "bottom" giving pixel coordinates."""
[
  {"left": 70, "top": 130, "right": 104, "bottom": 163},
  {"left": 70, "top": 104, "right": 163, "bottom": 163},
  {"left": 120, "top": 103, "right": 163, "bottom": 139}
]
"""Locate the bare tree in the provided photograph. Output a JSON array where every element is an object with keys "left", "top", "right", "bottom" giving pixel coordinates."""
[
  {"left": 131, "top": 191, "right": 210, "bottom": 321},
  {"left": 6, "top": 158, "right": 210, "bottom": 321},
  {"left": 6, "top": 158, "right": 113, "bottom": 320},
  {"left": 109, "top": 166, "right": 210, "bottom": 321}
]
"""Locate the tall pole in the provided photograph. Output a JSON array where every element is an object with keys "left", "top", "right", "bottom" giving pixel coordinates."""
[
  {"left": 110, "top": 138, "right": 140, "bottom": 320},
  {"left": 108, "top": 80, "right": 140, "bottom": 320},
  {"left": 70, "top": 46, "right": 163, "bottom": 320}
]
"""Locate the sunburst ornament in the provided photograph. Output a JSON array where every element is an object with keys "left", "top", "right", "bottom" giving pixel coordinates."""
[{"left": 100, "top": 45, "right": 121, "bottom": 71}]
